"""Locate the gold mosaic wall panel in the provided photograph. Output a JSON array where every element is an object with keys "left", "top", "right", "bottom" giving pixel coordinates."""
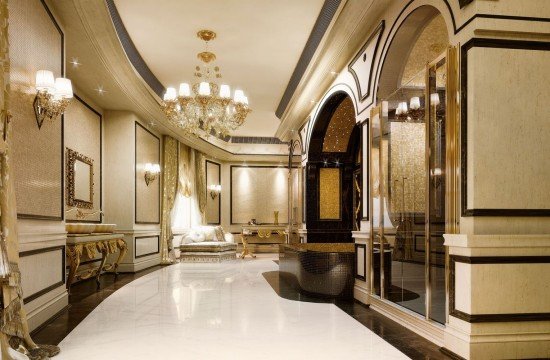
[
  {"left": 9, "top": 0, "right": 63, "bottom": 219},
  {"left": 389, "top": 122, "right": 426, "bottom": 214},
  {"left": 135, "top": 123, "right": 160, "bottom": 224},
  {"left": 319, "top": 167, "right": 340, "bottom": 220},
  {"left": 65, "top": 97, "right": 101, "bottom": 222},
  {"left": 322, "top": 97, "right": 355, "bottom": 152}
]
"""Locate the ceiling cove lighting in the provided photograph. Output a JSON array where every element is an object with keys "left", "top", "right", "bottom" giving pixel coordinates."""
[{"left": 161, "top": 29, "right": 251, "bottom": 138}]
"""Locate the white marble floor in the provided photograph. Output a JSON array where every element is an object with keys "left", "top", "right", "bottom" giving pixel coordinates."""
[{"left": 56, "top": 255, "right": 409, "bottom": 359}]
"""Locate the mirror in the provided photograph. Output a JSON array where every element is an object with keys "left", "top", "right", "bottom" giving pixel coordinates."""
[{"left": 66, "top": 148, "right": 93, "bottom": 209}]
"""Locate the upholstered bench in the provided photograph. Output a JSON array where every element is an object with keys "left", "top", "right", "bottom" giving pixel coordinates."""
[{"left": 179, "top": 226, "right": 237, "bottom": 263}]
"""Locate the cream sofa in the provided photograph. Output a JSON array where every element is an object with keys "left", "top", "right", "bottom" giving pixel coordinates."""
[{"left": 177, "top": 226, "right": 237, "bottom": 262}]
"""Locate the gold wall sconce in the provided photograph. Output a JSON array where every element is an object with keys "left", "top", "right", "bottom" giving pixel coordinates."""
[
  {"left": 34, "top": 70, "right": 73, "bottom": 129},
  {"left": 144, "top": 163, "right": 161, "bottom": 186},
  {"left": 208, "top": 184, "right": 221, "bottom": 199}
]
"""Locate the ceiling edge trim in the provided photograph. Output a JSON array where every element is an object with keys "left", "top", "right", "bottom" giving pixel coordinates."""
[
  {"left": 275, "top": 0, "right": 342, "bottom": 119},
  {"left": 105, "top": 0, "right": 164, "bottom": 97}
]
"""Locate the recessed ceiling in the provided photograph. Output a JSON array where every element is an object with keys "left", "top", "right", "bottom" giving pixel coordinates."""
[{"left": 113, "top": 0, "right": 325, "bottom": 137}]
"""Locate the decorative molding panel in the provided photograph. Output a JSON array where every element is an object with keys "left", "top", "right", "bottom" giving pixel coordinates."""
[
  {"left": 134, "top": 235, "right": 160, "bottom": 259},
  {"left": 20, "top": 245, "right": 65, "bottom": 304},
  {"left": 135, "top": 122, "right": 161, "bottom": 224}
]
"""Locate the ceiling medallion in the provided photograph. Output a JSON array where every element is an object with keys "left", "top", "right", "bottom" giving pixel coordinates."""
[{"left": 161, "top": 29, "right": 251, "bottom": 137}]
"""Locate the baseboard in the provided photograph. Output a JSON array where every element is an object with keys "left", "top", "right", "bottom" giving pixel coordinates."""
[
  {"left": 354, "top": 284, "right": 370, "bottom": 305},
  {"left": 30, "top": 305, "right": 69, "bottom": 337},
  {"left": 369, "top": 296, "right": 444, "bottom": 346},
  {"left": 117, "top": 255, "right": 160, "bottom": 273},
  {"left": 26, "top": 289, "right": 69, "bottom": 332}
]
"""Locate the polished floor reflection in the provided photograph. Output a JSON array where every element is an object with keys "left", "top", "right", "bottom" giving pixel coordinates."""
[{"left": 53, "top": 255, "right": 409, "bottom": 359}]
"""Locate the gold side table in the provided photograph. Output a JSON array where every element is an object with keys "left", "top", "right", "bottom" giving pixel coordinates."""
[{"left": 66, "top": 234, "right": 127, "bottom": 293}]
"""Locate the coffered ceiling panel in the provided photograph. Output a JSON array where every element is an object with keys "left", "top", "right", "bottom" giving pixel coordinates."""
[{"left": 113, "top": 0, "right": 325, "bottom": 137}]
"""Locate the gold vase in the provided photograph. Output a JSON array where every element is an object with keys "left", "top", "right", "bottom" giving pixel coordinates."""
[{"left": 274, "top": 211, "right": 279, "bottom": 225}]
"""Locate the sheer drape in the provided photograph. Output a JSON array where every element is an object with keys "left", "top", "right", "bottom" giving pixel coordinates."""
[
  {"left": 160, "top": 136, "right": 178, "bottom": 264},
  {"left": 172, "top": 144, "right": 204, "bottom": 229}
]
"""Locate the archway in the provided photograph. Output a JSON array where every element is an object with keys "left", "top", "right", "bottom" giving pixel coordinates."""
[
  {"left": 371, "top": 6, "right": 450, "bottom": 324},
  {"left": 305, "top": 92, "right": 361, "bottom": 243}
]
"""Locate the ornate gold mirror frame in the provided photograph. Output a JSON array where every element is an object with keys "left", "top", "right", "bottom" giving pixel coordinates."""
[{"left": 66, "top": 147, "right": 94, "bottom": 209}]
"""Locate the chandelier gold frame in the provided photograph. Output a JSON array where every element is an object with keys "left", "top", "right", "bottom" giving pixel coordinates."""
[{"left": 160, "top": 29, "right": 251, "bottom": 137}]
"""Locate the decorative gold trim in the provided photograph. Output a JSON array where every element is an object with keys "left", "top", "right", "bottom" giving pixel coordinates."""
[
  {"left": 197, "top": 51, "right": 216, "bottom": 64},
  {"left": 197, "top": 29, "right": 216, "bottom": 42},
  {"left": 66, "top": 147, "right": 94, "bottom": 209}
]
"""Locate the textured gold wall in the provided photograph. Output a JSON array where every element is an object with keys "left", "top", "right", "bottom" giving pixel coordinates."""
[
  {"left": 65, "top": 97, "right": 101, "bottom": 221},
  {"left": 389, "top": 122, "right": 426, "bottom": 213},
  {"left": 135, "top": 123, "right": 160, "bottom": 223},
  {"left": 319, "top": 167, "right": 340, "bottom": 219},
  {"left": 322, "top": 97, "right": 356, "bottom": 152},
  {"left": 9, "top": 0, "right": 63, "bottom": 219}
]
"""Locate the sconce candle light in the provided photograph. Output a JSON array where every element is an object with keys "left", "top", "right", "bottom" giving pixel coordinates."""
[
  {"left": 144, "top": 163, "right": 161, "bottom": 186},
  {"left": 34, "top": 70, "right": 73, "bottom": 129},
  {"left": 208, "top": 184, "right": 221, "bottom": 199}
]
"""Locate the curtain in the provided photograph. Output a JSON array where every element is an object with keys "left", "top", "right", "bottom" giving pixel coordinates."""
[
  {"left": 0, "top": 1, "right": 59, "bottom": 355},
  {"left": 195, "top": 151, "right": 207, "bottom": 224},
  {"left": 160, "top": 136, "right": 178, "bottom": 264}
]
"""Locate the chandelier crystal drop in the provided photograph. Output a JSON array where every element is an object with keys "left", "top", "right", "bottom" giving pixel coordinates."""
[{"left": 160, "top": 30, "right": 251, "bottom": 137}]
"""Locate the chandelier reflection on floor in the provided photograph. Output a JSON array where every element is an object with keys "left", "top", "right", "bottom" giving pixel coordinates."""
[{"left": 161, "top": 30, "right": 251, "bottom": 137}]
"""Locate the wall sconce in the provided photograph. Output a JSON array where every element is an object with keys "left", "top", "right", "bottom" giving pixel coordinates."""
[
  {"left": 144, "top": 163, "right": 160, "bottom": 186},
  {"left": 208, "top": 184, "right": 221, "bottom": 199},
  {"left": 34, "top": 70, "right": 73, "bottom": 129}
]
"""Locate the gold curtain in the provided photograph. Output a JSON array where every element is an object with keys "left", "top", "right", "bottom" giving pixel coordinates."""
[
  {"left": 160, "top": 136, "right": 178, "bottom": 264},
  {"left": 177, "top": 142, "right": 192, "bottom": 198},
  {"left": 195, "top": 151, "right": 207, "bottom": 224},
  {"left": 0, "top": 2, "right": 59, "bottom": 356}
]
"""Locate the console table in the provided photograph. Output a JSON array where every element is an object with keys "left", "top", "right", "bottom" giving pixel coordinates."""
[
  {"left": 240, "top": 225, "right": 287, "bottom": 258},
  {"left": 66, "top": 233, "right": 128, "bottom": 293}
]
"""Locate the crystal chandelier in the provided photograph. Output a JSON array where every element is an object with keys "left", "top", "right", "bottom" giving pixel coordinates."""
[{"left": 161, "top": 30, "right": 251, "bottom": 137}]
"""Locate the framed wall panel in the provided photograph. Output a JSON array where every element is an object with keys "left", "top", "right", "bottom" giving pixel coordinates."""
[
  {"left": 460, "top": 39, "right": 550, "bottom": 216},
  {"left": 355, "top": 243, "right": 366, "bottom": 281},
  {"left": 10, "top": 0, "right": 64, "bottom": 220},
  {"left": 230, "top": 165, "right": 289, "bottom": 225},
  {"left": 205, "top": 160, "right": 221, "bottom": 225},
  {"left": 19, "top": 245, "right": 65, "bottom": 304},
  {"left": 135, "top": 235, "right": 160, "bottom": 259},
  {"left": 65, "top": 95, "right": 102, "bottom": 222},
  {"left": 135, "top": 122, "right": 160, "bottom": 224}
]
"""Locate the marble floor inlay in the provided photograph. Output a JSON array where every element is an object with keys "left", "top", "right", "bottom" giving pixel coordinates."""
[{"left": 55, "top": 255, "right": 410, "bottom": 359}]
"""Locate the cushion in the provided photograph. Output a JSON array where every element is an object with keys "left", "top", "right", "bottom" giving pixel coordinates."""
[
  {"left": 199, "top": 226, "right": 217, "bottom": 241},
  {"left": 180, "top": 241, "right": 237, "bottom": 253},
  {"left": 214, "top": 226, "right": 225, "bottom": 242},
  {"left": 187, "top": 229, "right": 206, "bottom": 243}
]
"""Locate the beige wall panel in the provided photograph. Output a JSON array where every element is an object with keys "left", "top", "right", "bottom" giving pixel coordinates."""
[
  {"left": 135, "top": 123, "right": 160, "bottom": 224},
  {"left": 206, "top": 161, "right": 220, "bottom": 225},
  {"left": 135, "top": 236, "right": 159, "bottom": 258},
  {"left": 467, "top": 47, "right": 550, "bottom": 210},
  {"left": 9, "top": 0, "right": 63, "bottom": 219},
  {"left": 65, "top": 97, "right": 101, "bottom": 221},
  {"left": 454, "top": 262, "right": 471, "bottom": 314},
  {"left": 20, "top": 248, "right": 63, "bottom": 301},
  {"left": 471, "top": 263, "right": 550, "bottom": 314},
  {"left": 231, "top": 167, "right": 288, "bottom": 224}
]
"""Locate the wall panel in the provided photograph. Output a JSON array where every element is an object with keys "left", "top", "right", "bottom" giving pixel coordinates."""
[
  {"left": 9, "top": 0, "right": 63, "bottom": 220},
  {"left": 65, "top": 95, "right": 102, "bottom": 222},
  {"left": 135, "top": 122, "right": 160, "bottom": 224},
  {"left": 231, "top": 166, "right": 288, "bottom": 225}
]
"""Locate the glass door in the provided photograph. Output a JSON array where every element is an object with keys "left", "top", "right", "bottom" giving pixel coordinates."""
[{"left": 368, "top": 48, "right": 458, "bottom": 325}]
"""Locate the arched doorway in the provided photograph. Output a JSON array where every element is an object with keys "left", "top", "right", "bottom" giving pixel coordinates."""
[
  {"left": 306, "top": 92, "right": 361, "bottom": 243},
  {"left": 371, "top": 6, "right": 451, "bottom": 324}
]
